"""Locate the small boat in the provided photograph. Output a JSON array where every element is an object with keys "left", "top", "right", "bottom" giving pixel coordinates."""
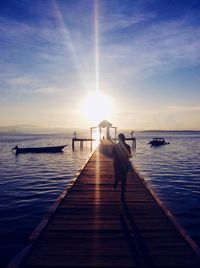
[
  {"left": 148, "top": 138, "right": 170, "bottom": 146},
  {"left": 12, "top": 145, "right": 67, "bottom": 154}
]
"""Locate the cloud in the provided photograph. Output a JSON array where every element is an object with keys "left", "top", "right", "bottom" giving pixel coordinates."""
[
  {"left": 0, "top": 13, "right": 97, "bottom": 95},
  {"left": 116, "top": 104, "right": 200, "bottom": 115},
  {"left": 112, "top": 105, "right": 200, "bottom": 130},
  {"left": 34, "top": 86, "right": 65, "bottom": 95},
  {"left": 166, "top": 105, "right": 200, "bottom": 113},
  {"left": 0, "top": 1, "right": 200, "bottom": 129},
  {"left": 4, "top": 74, "right": 69, "bottom": 96},
  {"left": 101, "top": 16, "right": 200, "bottom": 79},
  {"left": 1, "top": 2, "right": 200, "bottom": 84},
  {"left": 101, "top": 12, "right": 155, "bottom": 32},
  {"left": 7, "top": 77, "right": 36, "bottom": 87}
]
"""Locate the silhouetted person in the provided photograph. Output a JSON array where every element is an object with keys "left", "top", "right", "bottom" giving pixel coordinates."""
[{"left": 112, "top": 133, "right": 132, "bottom": 201}]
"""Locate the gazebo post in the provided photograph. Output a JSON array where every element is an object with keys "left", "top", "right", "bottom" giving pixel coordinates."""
[
  {"left": 99, "top": 126, "right": 101, "bottom": 141},
  {"left": 115, "top": 127, "right": 117, "bottom": 142},
  {"left": 96, "top": 120, "right": 116, "bottom": 141},
  {"left": 106, "top": 126, "right": 110, "bottom": 140}
]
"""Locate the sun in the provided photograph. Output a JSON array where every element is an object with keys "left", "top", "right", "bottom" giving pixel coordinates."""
[{"left": 81, "top": 91, "right": 113, "bottom": 124}]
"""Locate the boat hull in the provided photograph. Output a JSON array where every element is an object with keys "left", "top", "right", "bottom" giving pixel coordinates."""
[
  {"left": 14, "top": 145, "right": 67, "bottom": 154},
  {"left": 149, "top": 141, "right": 167, "bottom": 146},
  {"left": 148, "top": 138, "right": 170, "bottom": 146}
]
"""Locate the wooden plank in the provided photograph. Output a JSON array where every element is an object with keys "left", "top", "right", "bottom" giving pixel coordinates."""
[{"left": 22, "top": 255, "right": 136, "bottom": 267}]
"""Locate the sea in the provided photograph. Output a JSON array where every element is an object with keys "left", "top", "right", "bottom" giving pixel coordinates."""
[{"left": 0, "top": 131, "right": 200, "bottom": 267}]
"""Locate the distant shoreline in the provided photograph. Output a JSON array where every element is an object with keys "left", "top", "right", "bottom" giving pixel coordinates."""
[
  {"left": 0, "top": 125, "right": 200, "bottom": 135},
  {"left": 137, "top": 130, "right": 200, "bottom": 133},
  {"left": 0, "top": 130, "right": 200, "bottom": 136}
]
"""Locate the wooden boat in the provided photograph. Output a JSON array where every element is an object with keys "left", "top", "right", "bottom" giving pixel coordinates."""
[
  {"left": 148, "top": 138, "right": 170, "bottom": 146},
  {"left": 12, "top": 145, "right": 67, "bottom": 154}
]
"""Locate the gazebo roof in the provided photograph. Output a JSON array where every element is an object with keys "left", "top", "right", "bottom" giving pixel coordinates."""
[{"left": 98, "top": 120, "right": 112, "bottom": 128}]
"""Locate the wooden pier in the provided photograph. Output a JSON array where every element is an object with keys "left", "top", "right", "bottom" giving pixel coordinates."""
[
  {"left": 72, "top": 137, "right": 136, "bottom": 150},
  {"left": 9, "top": 141, "right": 200, "bottom": 267},
  {"left": 72, "top": 138, "right": 95, "bottom": 150}
]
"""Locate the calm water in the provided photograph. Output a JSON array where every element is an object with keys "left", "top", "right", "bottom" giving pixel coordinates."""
[{"left": 0, "top": 132, "right": 200, "bottom": 266}]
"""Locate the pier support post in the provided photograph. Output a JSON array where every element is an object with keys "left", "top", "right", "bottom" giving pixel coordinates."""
[
  {"left": 131, "top": 131, "right": 136, "bottom": 148},
  {"left": 133, "top": 138, "right": 136, "bottom": 148},
  {"left": 80, "top": 140, "right": 83, "bottom": 150}
]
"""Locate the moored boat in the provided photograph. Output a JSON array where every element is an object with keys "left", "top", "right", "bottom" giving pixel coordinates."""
[
  {"left": 12, "top": 145, "right": 67, "bottom": 154},
  {"left": 148, "top": 138, "right": 170, "bottom": 146}
]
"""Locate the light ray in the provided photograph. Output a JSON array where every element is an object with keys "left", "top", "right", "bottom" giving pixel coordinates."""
[
  {"left": 52, "top": 0, "right": 89, "bottom": 91},
  {"left": 94, "top": 0, "right": 100, "bottom": 93}
]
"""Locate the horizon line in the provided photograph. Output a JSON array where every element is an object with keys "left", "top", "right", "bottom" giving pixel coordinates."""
[{"left": 0, "top": 127, "right": 200, "bottom": 134}]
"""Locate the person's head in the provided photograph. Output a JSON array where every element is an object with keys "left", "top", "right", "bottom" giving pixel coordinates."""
[{"left": 118, "top": 133, "right": 125, "bottom": 143}]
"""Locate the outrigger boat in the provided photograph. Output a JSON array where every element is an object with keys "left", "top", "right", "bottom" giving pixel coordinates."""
[
  {"left": 12, "top": 145, "right": 67, "bottom": 154},
  {"left": 148, "top": 138, "right": 170, "bottom": 146}
]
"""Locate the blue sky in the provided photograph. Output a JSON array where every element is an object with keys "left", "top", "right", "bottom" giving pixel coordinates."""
[{"left": 0, "top": 0, "right": 200, "bottom": 130}]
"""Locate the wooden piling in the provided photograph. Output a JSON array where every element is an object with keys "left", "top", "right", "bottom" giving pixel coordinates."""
[{"left": 72, "top": 138, "right": 95, "bottom": 150}]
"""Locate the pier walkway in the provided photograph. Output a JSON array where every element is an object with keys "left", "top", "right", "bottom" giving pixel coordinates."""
[{"left": 13, "top": 141, "right": 200, "bottom": 267}]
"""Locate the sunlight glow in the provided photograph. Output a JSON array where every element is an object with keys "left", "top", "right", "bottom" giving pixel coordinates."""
[
  {"left": 93, "top": 128, "right": 101, "bottom": 146},
  {"left": 81, "top": 91, "right": 113, "bottom": 124}
]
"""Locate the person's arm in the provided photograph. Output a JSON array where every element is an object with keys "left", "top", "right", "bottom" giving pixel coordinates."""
[{"left": 127, "top": 145, "right": 132, "bottom": 158}]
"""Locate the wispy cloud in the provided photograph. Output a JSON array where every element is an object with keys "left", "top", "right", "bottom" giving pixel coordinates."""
[
  {"left": 0, "top": 14, "right": 95, "bottom": 95},
  {"left": 101, "top": 16, "right": 200, "bottom": 79},
  {"left": 113, "top": 104, "right": 200, "bottom": 130},
  {"left": 166, "top": 105, "right": 200, "bottom": 113},
  {"left": 34, "top": 86, "right": 65, "bottom": 95},
  {"left": 101, "top": 12, "right": 155, "bottom": 32},
  {"left": 7, "top": 77, "right": 36, "bottom": 88}
]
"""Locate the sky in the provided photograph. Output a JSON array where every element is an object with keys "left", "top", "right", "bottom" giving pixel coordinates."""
[{"left": 0, "top": 0, "right": 200, "bottom": 130}]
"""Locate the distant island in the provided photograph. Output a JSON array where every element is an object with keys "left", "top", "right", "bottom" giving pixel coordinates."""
[
  {"left": 0, "top": 125, "right": 84, "bottom": 135},
  {"left": 139, "top": 130, "right": 200, "bottom": 133},
  {"left": 0, "top": 125, "right": 200, "bottom": 135}
]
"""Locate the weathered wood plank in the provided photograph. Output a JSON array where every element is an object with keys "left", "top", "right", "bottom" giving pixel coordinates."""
[{"left": 23, "top": 255, "right": 136, "bottom": 267}]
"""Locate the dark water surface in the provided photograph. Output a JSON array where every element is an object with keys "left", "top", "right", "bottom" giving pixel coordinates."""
[{"left": 0, "top": 132, "right": 200, "bottom": 266}]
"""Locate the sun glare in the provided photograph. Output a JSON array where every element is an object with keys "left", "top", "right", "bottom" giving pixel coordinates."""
[{"left": 81, "top": 91, "right": 113, "bottom": 124}]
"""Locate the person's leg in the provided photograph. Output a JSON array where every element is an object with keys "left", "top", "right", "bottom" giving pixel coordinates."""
[
  {"left": 121, "top": 172, "right": 127, "bottom": 201},
  {"left": 113, "top": 165, "right": 120, "bottom": 189}
]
